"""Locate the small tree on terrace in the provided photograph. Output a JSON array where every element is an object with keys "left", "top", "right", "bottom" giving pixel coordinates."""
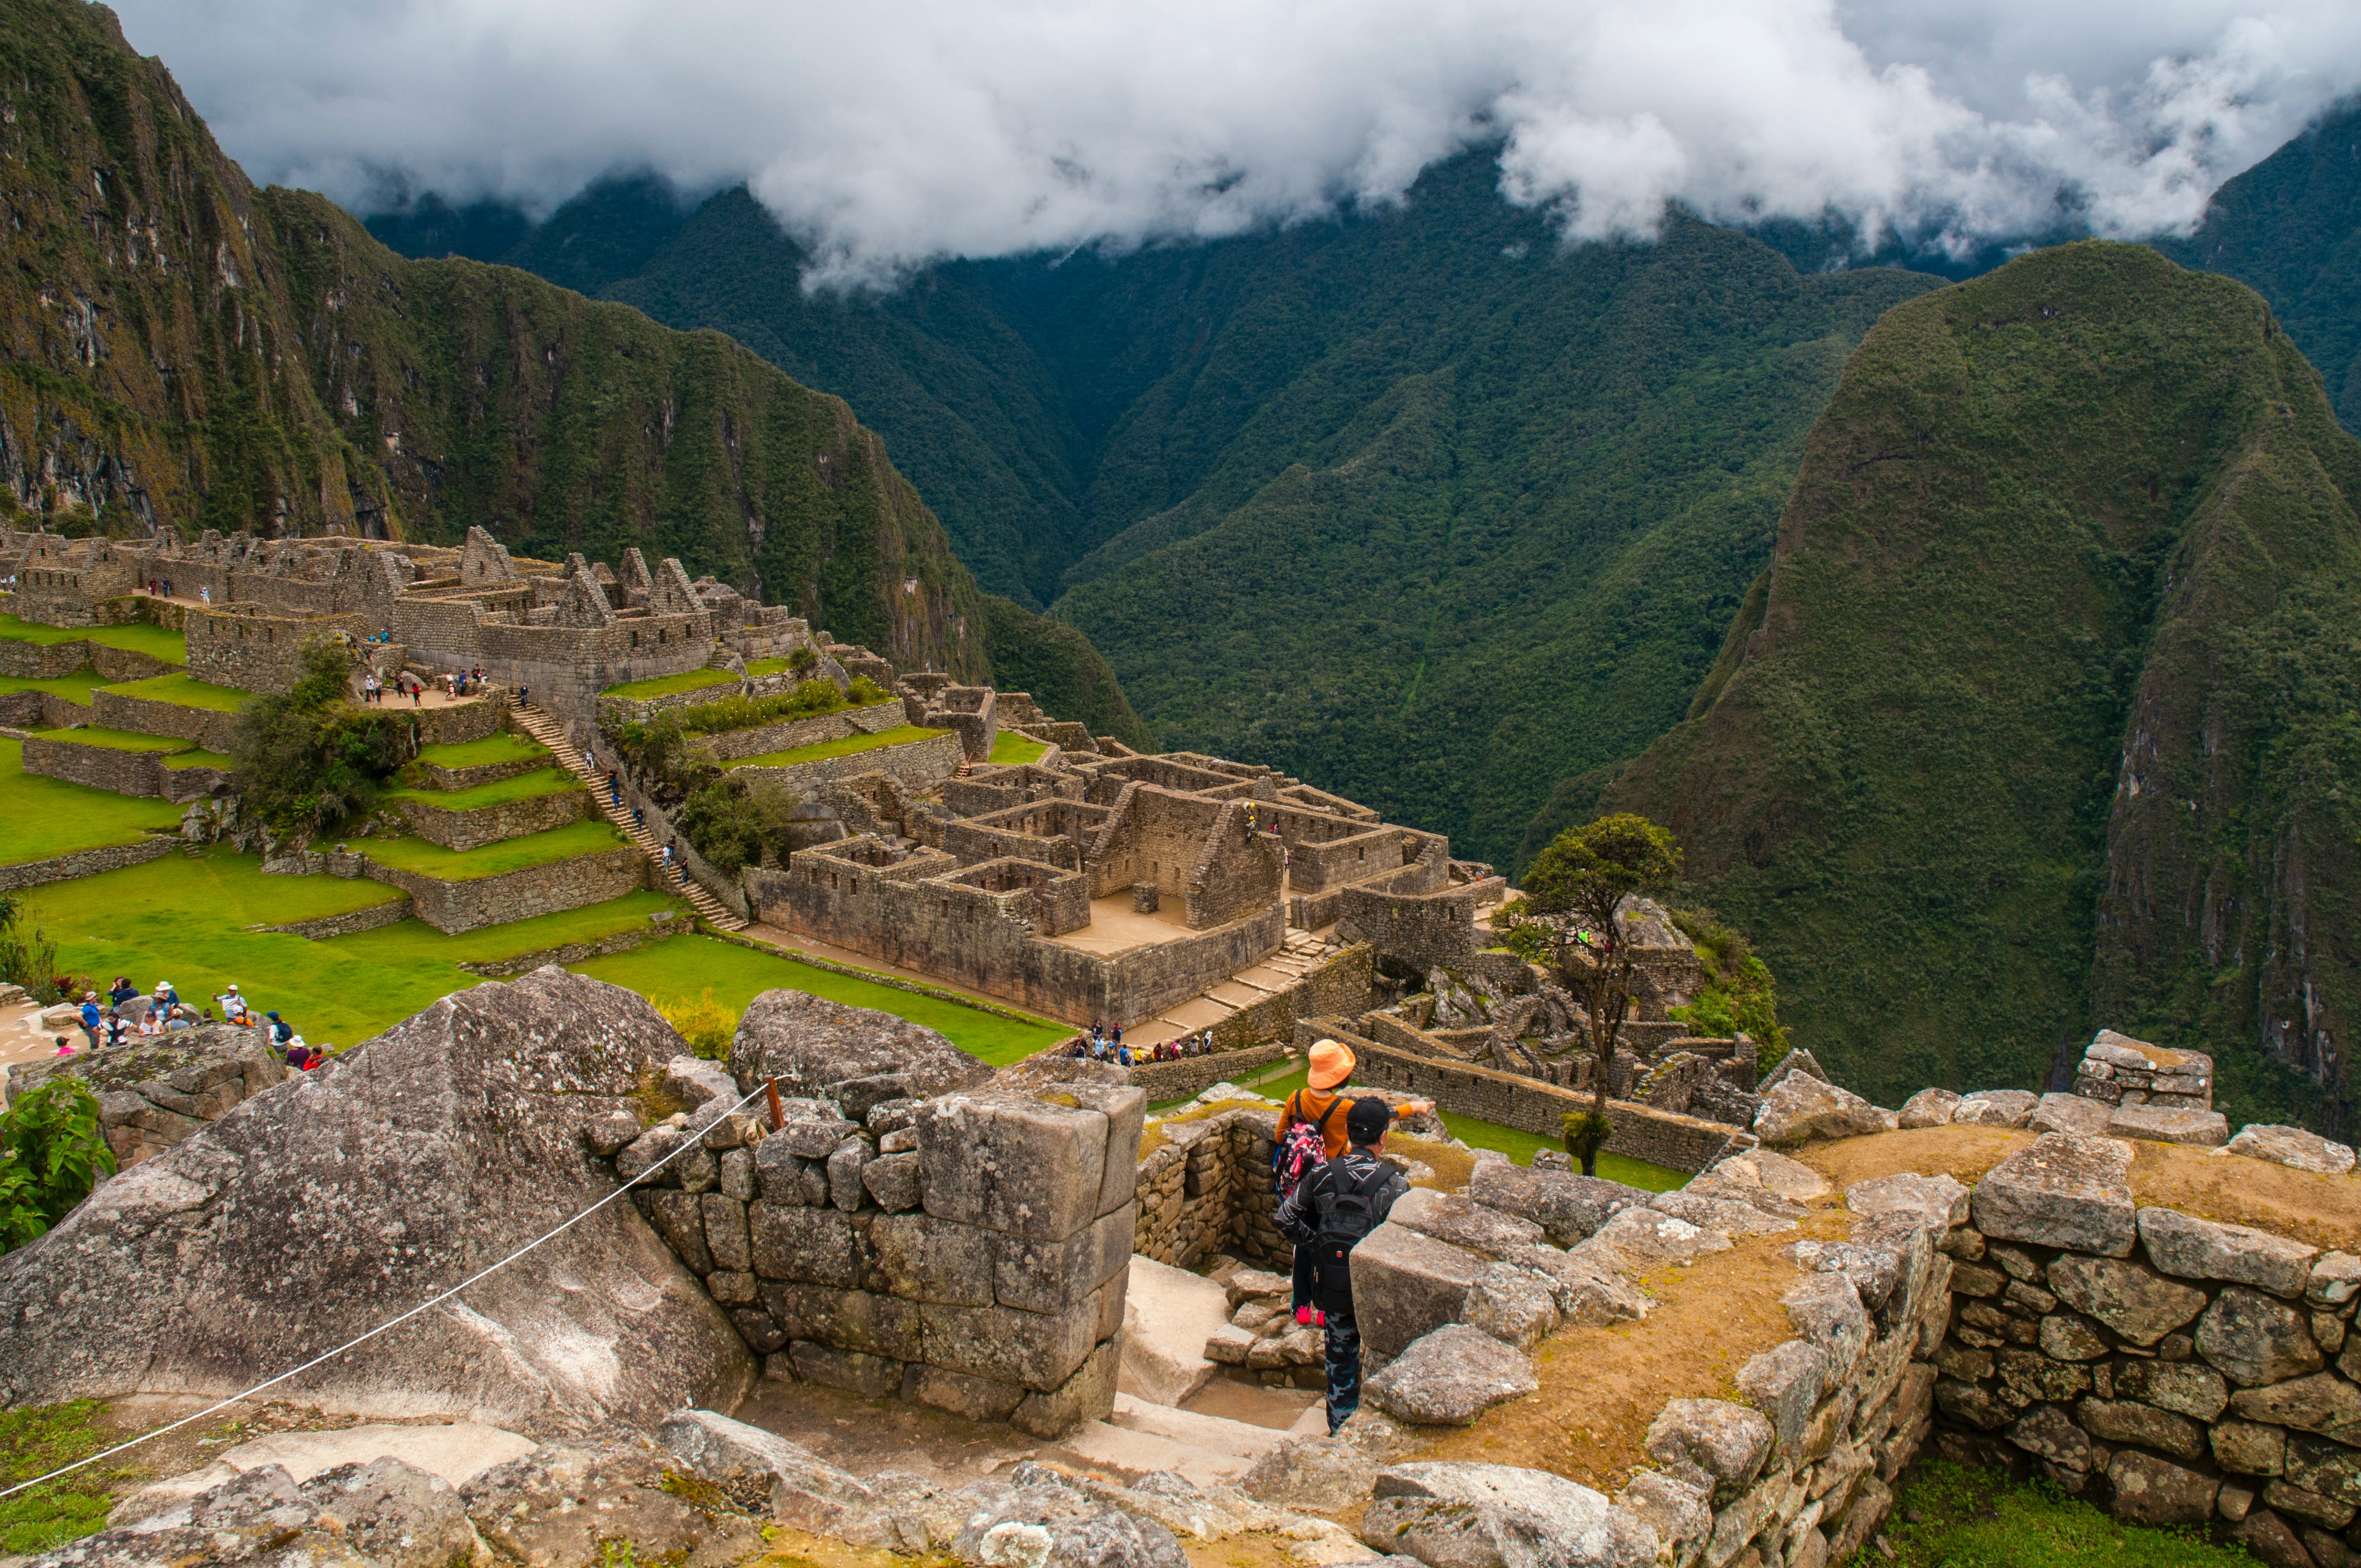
[{"left": 1522, "top": 813, "right": 1683, "bottom": 1175}]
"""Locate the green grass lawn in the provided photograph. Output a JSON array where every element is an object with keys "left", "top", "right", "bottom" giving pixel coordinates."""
[
  {"left": 351, "top": 820, "right": 625, "bottom": 880},
  {"left": 0, "top": 614, "right": 185, "bottom": 663},
  {"left": 1248, "top": 1060, "right": 1690, "bottom": 1190},
  {"left": 161, "top": 749, "right": 233, "bottom": 771},
  {"left": 414, "top": 732, "right": 549, "bottom": 769},
  {"left": 0, "top": 668, "right": 111, "bottom": 705},
  {"left": 1863, "top": 1459, "right": 2248, "bottom": 1568},
  {"left": 0, "top": 739, "right": 184, "bottom": 864},
  {"left": 13, "top": 849, "right": 682, "bottom": 1046},
  {"left": 103, "top": 672, "right": 250, "bottom": 712},
  {"left": 25, "top": 726, "right": 188, "bottom": 753},
  {"left": 744, "top": 658, "right": 795, "bottom": 678},
  {"left": 572, "top": 935, "right": 1070, "bottom": 1065},
  {"left": 727, "top": 724, "right": 947, "bottom": 770},
  {"left": 989, "top": 731, "right": 1049, "bottom": 765},
  {"left": 604, "top": 666, "right": 736, "bottom": 700},
  {"left": 383, "top": 767, "right": 584, "bottom": 810}
]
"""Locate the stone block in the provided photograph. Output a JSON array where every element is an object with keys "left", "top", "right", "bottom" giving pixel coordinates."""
[
  {"left": 918, "top": 1090, "right": 1108, "bottom": 1242},
  {"left": 1896, "top": 1089, "right": 1959, "bottom": 1129},
  {"left": 2232, "top": 1508, "right": 2312, "bottom": 1568},
  {"left": 1048, "top": 1080, "right": 1148, "bottom": 1218},
  {"left": 2113, "top": 1357, "right": 2230, "bottom": 1419},
  {"left": 1781, "top": 1274, "right": 1869, "bottom": 1390},
  {"left": 755, "top": 1137, "right": 818, "bottom": 1204},
  {"left": 2028, "top": 1093, "right": 2112, "bottom": 1136},
  {"left": 2108, "top": 1104, "right": 2230, "bottom": 1147},
  {"left": 996, "top": 1207, "right": 1132, "bottom": 1315},
  {"left": 1119, "top": 1255, "right": 1231, "bottom": 1405},
  {"left": 1387, "top": 1188, "right": 1550, "bottom": 1259},
  {"left": 1644, "top": 1399, "right": 1774, "bottom": 1505},
  {"left": 2199, "top": 1286, "right": 2327, "bottom": 1386},
  {"left": 2223, "top": 1125, "right": 2358, "bottom": 1175},
  {"left": 758, "top": 1282, "right": 924, "bottom": 1361},
  {"left": 2076, "top": 1397, "right": 2207, "bottom": 1460},
  {"left": 720, "top": 1147, "right": 758, "bottom": 1202},
  {"left": 1753, "top": 1076, "right": 1887, "bottom": 1147},
  {"left": 1366, "top": 1324, "right": 1538, "bottom": 1426},
  {"left": 701, "top": 1194, "right": 753, "bottom": 1273},
  {"left": 826, "top": 1137, "right": 873, "bottom": 1212},
  {"left": 2141, "top": 1208, "right": 2319, "bottom": 1299},
  {"left": 788, "top": 1341, "right": 904, "bottom": 1398},
  {"left": 2228, "top": 1373, "right": 2361, "bottom": 1444},
  {"left": 1349, "top": 1222, "right": 1486, "bottom": 1359},
  {"left": 2311, "top": 1254, "right": 2361, "bottom": 1310},
  {"left": 1953, "top": 1090, "right": 2038, "bottom": 1128},
  {"left": 2213, "top": 1420, "right": 2288, "bottom": 1476},
  {"left": 1362, "top": 1462, "right": 1643, "bottom": 1568},
  {"left": 2006, "top": 1405, "right": 2097, "bottom": 1472},
  {"left": 583, "top": 1110, "right": 643, "bottom": 1156},
  {"left": 1011, "top": 1330, "right": 1124, "bottom": 1438},
  {"left": 2047, "top": 1254, "right": 2206, "bottom": 1346},
  {"left": 771, "top": 1112, "right": 861, "bottom": 1160},
  {"left": 1971, "top": 1133, "right": 2136, "bottom": 1256},
  {"left": 1996, "top": 1348, "right": 2091, "bottom": 1404},
  {"left": 1844, "top": 1173, "right": 1970, "bottom": 1232},
  {"left": 749, "top": 1204, "right": 867, "bottom": 1288},
  {"left": 862, "top": 1151, "right": 922, "bottom": 1212},
  {"left": 1736, "top": 1341, "right": 1830, "bottom": 1457},
  {"left": 921, "top": 1298, "right": 1100, "bottom": 1390},
  {"left": 1461, "top": 1262, "right": 1562, "bottom": 1353},
  {"left": 1933, "top": 1379, "right": 2009, "bottom": 1432},
  {"left": 2286, "top": 1435, "right": 2361, "bottom": 1508},
  {"left": 905, "top": 1364, "right": 1027, "bottom": 1422},
  {"left": 706, "top": 1270, "right": 758, "bottom": 1305},
  {"left": 732, "top": 1309, "right": 787, "bottom": 1354},
  {"left": 2110, "top": 1452, "right": 2219, "bottom": 1525},
  {"left": 1466, "top": 1163, "right": 1650, "bottom": 1246},
  {"left": 2265, "top": 1480, "right": 2358, "bottom": 1531},
  {"left": 647, "top": 1191, "right": 711, "bottom": 1275},
  {"left": 865, "top": 1212, "right": 996, "bottom": 1306}
]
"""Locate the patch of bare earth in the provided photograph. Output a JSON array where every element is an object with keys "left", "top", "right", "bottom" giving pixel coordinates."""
[
  {"left": 1796, "top": 1126, "right": 2361, "bottom": 1251},
  {"left": 1410, "top": 1202, "right": 1854, "bottom": 1493}
]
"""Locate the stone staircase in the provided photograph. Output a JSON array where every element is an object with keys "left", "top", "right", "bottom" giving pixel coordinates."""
[
  {"left": 1140, "top": 928, "right": 1334, "bottom": 1038},
  {"left": 1047, "top": 1392, "right": 1315, "bottom": 1489},
  {"left": 510, "top": 703, "right": 748, "bottom": 932}
]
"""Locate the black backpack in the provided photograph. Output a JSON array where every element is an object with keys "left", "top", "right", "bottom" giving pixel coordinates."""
[{"left": 1307, "top": 1159, "right": 1393, "bottom": 1313}]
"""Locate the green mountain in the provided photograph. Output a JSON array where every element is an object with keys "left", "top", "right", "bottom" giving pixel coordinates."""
[
  {"left": 2155, "top": 99, "right": 2361, "bottom": 434},
  {"left": 0, "top": 0, "right": 1143, "bottom": 741},
  {"left": 1603, "top": 243, "right": 2361, "bottom": 1133},
  {"left": 376, "top": 162, "right": 1939, "bottom": 863}
]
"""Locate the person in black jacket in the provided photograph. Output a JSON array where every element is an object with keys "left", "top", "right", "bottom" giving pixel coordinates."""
[{"left": 1276, "top": 1096, "right": 1410, "bottom": 1433}]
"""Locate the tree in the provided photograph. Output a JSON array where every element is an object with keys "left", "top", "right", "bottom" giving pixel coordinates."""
[
  {"left": 1524, "top": 813, "right": 1683, "bottom": 1174},
  {"left": 231, "top": 640, "right": 411, "bottom": 841}
]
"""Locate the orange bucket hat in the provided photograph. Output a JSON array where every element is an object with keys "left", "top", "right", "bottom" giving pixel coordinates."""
[{"left": 1307, "top": 1038, "right": 1354, "bottom": 1091}]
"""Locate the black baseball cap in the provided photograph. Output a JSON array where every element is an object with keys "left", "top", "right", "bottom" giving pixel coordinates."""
[{"left": 1346, "top": 1097, "right": 1392, "bottom": 1145}]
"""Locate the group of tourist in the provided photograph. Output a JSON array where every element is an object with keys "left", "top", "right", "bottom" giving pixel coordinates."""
[
  {"left": 1063, "top": 1024, "right": 1226, "bottom": 1066},
  {"left": 55, "top": 976, "right": 322, "bottom": 1069},
  {"left": 142, "top": 576, "right": 176, "bottom": 598},
  {"left": 359, "top": 671, "right": 423, "bottom": 706}
]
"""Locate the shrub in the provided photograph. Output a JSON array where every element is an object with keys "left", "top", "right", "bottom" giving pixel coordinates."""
[
  {"left": 787, "top": 646, "right": 817, "bottom": 676},
  {"left": 846, "top": 675, "right": 895, "bottom": 706},
  {"left": 0, "top": 899, "right": 64, "bottom": 1006},
  {"left": 230, "top": 640, "right": 411, "bottom": 841},
  {"left": 675, "top": 776, "right": 799, "bottom": 874},
  {"left": 659, "top": 989, "right": 739, "bottom": 1061},
  {"left": 0, "top": 1080, "right": 116, "bottom": 1252},
  {"left": 1668, "top": 906, "right": 1789, "bottom": 1064}
]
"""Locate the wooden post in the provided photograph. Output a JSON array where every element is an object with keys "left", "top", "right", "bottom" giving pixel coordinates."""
[{"left": 765, "top": 1077, "right": 784, "bottom": 1132}]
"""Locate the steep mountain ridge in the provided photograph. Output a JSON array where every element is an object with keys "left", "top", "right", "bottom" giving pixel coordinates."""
[
  {"left": 0, "top": 0, "right": 1144, "bottom": 741},
  {"left": 1604, "top": 243, "right": 2361, "bottom": 1132}
]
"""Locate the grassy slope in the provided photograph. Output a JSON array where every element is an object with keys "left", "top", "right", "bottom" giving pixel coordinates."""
[
  {"left": 0, "top": 0, "right": 1140, "bottom": 728},
  {"left": 0, "top": 739, "right": 183, "bottom": 862},
  {"left": 0, "top": 617, "right": 185, "bottom": 662},
  {"left": 380, "top": 767, "right": 583, "bottom": 809},
  {"left": 413, "top": 733, "right": 548, "bottom": 768},
  {"left": 526, "top": 158, "right": 1933, "bottom": 861},
  {"left": 602, "top": 667, "right": 740, "bottom": 699},
  {"left": 1604, "top": 243, "right": 2361, "bottom": 1130},
  {"left": 351, "top": 820, "right": 625, "bottom": 878}
]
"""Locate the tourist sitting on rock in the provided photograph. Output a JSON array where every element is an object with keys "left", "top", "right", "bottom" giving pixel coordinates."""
[
  {"left": 284, "top": 1038, "right": 316, "bottom": 1070},
  {"left": 1277, "top": 1096, "right": 1409, "bottom": 1434},
  {"left": 152, "top": 979, "right": 179, "bottom": 1010},
  {"left": 103, "top": 1009, "right": 127, "bottom": 1049},
  {"left": 52, "top": 1034, "right": 74, "bottom": 1057},
  {"left": 216, "top": 984, "right": 251, "bottom": 1025},
  {"left": 1277, "top": 1041, "right": 1432, "bottom": 1326},
  {"left": 264, "top": 1010, "right": 296, "bottom": 1052}
]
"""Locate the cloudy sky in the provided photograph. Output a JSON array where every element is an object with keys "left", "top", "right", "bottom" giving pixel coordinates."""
[{"left": 113, "top": 0, "right": 2361, "bottom": 284}]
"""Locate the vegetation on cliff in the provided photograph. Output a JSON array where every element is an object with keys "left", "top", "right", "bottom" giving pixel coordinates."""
[
  {"left": 0, "top": 0, "right": 1140, "bottom": 741},
  {"left": 1603, "top": 243, "right": 2361, "bottom": 1132}
]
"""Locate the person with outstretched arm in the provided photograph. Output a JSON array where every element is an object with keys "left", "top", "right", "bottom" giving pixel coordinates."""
[
  {"left": 1277, "top": 1096, "right": 1409, "bottom": 1434},
  {"left": 1274, "top": 1039, "right": 1430, "bottom": 1325}
]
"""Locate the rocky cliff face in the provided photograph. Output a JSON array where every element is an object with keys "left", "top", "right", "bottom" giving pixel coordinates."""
[
  {"left": 0, "top": 0, "right": 1141, "bottom": 725},
  {"left": 1605, "top": 243, "right": 2361, "bottom": 1133}
]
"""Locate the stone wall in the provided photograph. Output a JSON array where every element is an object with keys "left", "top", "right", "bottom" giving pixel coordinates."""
[
  {"left": 0, "top": 639, "right": 93, "bottom": 678},
  {"left": 264, "top": 900, "right": 413, "bottom": 939},
  {"left": 90, "top": 689, "right": 241, "bottom": 752},
  {"left": 1301, "top": 1019, "right": 1753, "bottom": 1173},
  {"left": 22, "top": 735, "right": 171, "bottom": 797},
  {"left": 394, "top": 781, "right": 590, "bottom": 852},
  {"left": 411, "top": 696, "right": 506, "bottom": 746},
  {"left": 336, "top": 845, "right": 645, "bottom": 934},
  {"left": 1196, "top": 943, "right": 1375, "bottom": 1054},
  {"left": 459, "top": 917, "right": 684, "bottom": 978},
  {"left": 1335, "top": 878, "right": 1508, "bottom": 972},
  {"left": 689, "top": 701, "right": 915, "bottom": 764},
  {"left": 618, "top": 1072, "right": 1140, "bottom": 1437},
  {"left": 186, "top": 606, "right": 365, "bottom": 693},
  {"left": 1927, "top": 1131, "right": 2361, "bottom": 1550},
  {"left": 0, "top": 835, "right": 179, "bottom": 891},
  {"left": 420, "top": 750, "right": 549, "bottom": 792},
  {"left": 1133, "top": 1107, "right": 1288, "bottom": 1272},
  {"left": 1125, "top": 1042, "right": 1291, "bottom": 1104},
  {"left": 729, "top": 729, "right": 963, "bottom": 798}
]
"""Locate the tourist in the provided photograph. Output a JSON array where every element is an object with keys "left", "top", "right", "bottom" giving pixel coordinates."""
[
  {"left": 52, "top": 1035, "right": 74, "bottom": 1057},
  {"left": 631, "top": 807, "right": 644, "bottom": 830},
  {"left": 77, "top": 992, "right": 102, "bottom": 1053},
  {"left": 151, "top": 979, "right": 178, "bottom": 1011},
  {"left": 411, "top": 679, "right": 422, "bottom": 707},
  {"left": 216, "top": 984, "right": 249, "bottom": 1024},
  {"left": 1118, "top": 1042, "right": 1132, "bottom": 1068},
  {"left": 1275, "top": 1041, "right": 1433, "bottom": 1325},
  {"left": 107, "top": 975, "right": 136, "bottom": 1011},
  {"left": 161, "top": 576, "right": 173, "bottom": 598},
  {"left": 518, "top": 684, "right": 529, "bottom": 707},
  {"left": 164, "top": 1007, "right": 194, "bottom": 1033},
  {"left": 103, "top": 1009, "right": 127, "bottom": 1049},
  {"left": 284, "top": 1039, "right": 315, "bottom": 1070},
  {"left": 1277, "top": 1097, "right": 1408, "bottom": 1434},
  {"left": 199, "top": 585, "right": 210, "bottom": 605},
  {"left": 264, "top": 1010, "right": 295, "bottom": 1052}
]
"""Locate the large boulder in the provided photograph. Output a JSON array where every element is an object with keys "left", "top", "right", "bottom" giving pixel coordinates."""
[
  {"left": 2222, "top": 1125, "right": 2358, "bottom": 1175},
  {"left": 1364, "top": 1325, "right": 1539, "bottom": 1425},
  {"left": 1751, "top": 1076, "right": 1886, "bottom": 1147},
  {"left": 4, "top": 1023, "right": 289, "bottom": 1169},
  {"left": 731, "top": 990, "right": 992, "bottom": 1101},
  {"left": 1971, "top": 1133, "right": 2136, "bottom": 1256},
  {"left": 1467, "top": 1163, "right": 1650, "bottom": 1246},
  {"left": 0, "top": 967, "right": 755, "bottom": 1433},
  {"left": 1361, "top": 1462, "right": 1656, "bottom": 1568}
]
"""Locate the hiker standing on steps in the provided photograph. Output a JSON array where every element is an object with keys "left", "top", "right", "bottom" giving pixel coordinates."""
[
  {"left": 1275, "top": 1040, "right": 1430, "bottom": 1327},
  {"left": 1278, "top": 1096, "right": 1408, "bottom": 1434}
]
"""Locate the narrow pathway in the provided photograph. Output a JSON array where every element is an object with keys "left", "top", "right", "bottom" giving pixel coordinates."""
[{"left": 509, "top": 703, "right": 747, "bottom": 931}]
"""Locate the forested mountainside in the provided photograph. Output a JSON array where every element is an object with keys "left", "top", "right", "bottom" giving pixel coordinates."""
[
  {"left": 0, "top": 0, "right": 1145, "bottom": 743},
  {"left": 373, "top": 159, "right": 1939, "bottom": 864},
  {"left": 1602, "top": 244, "right": 2361, "bottom": 1135},
  {"left": 2154, "top": 99, "right": 2361, "bottom": 435}
]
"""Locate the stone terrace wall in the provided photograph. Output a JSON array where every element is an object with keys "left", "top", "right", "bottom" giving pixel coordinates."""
[
  {"left": 1928, "top": 1131, "right": 2361, "bottom": 1551},
  {"left": 1125, "top": 1042, "right": 1291, "bottom": 1104},
  {"left": 420, "top": 750, "right": 548, "bottom": 792},
  {"left": 0, "top": 835, "right": 178, "bottom": 891},
  {"left": 283, "top": 843, "right": 646, "bottom": 933},
  {"left": 410, "top": 696, "right": 507, "bottom": 746},
  {"left": 1302, "top": 1019, "right": 1753, "bottom": 1173},
  {"left": 730, "top": 730, "right": 962, "bottom": 798},
  {"left": 0, "top": 640, "right": 93, "bottom": 678},
  {"left": 394, "top": 782, "right": 590, "bottom": 852},
  {"left": 1334, "top": 879, "right": 1506, "bottom": 971},
  {"left": 22, "top": 736, "right": 172, "bottom": 797},
  {"left": 620, "top": 1075, "right": 1140, "bottom": 1437},
  {"left": 90, "top": 690, "right": 240, "bottom": 752},
  {"left": 1133, "top": 1107, "right": 1288, "bottom": 1272},
  {"left": 690, "top": 701, "right": 915, "bottom": 764},
  {"left": 187, "top": 608, "right": 365, "bottom": 693},
  {"left": 1196, "top": 943, "right": 1374, "bottom": 1054}
]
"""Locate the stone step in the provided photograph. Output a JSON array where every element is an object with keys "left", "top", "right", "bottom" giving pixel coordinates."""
[
  {"left": 1107, "top": 1392, "right": 1293, "bottom": 1462},
  {"left": 1047, "top": 1419, "right": 1256, "bottom": 1490}
]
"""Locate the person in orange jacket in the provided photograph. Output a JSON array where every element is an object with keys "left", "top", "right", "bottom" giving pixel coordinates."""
[{"left": 1274, "top": 1038, "right": 1431, "bottom": 1325}]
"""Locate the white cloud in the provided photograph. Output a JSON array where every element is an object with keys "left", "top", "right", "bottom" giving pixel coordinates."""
[{"left": 110, "top": 0, "right": 2361, "bottom": 283}]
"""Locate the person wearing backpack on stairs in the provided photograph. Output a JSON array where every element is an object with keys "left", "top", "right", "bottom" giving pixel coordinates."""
[
  {"left": 1275, "top": 1040, "right": 1430, "bottom": 1327},
  {"left": 1277, "top": 1096, "right": 1408, "bottom": 1434}
]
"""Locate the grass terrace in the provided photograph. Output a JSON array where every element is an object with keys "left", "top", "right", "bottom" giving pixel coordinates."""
[
  {"left": 0, "top": 613, "right": 186, "bottom": 663},
  {"left": 382, "top": 767, "right": 584, "bottom": 810},
  {"left": 0, "top": 669, "right": 113, "bottom": 705},
  {"left": 0, "top": 739, "right": 184, "bottom": 863},
  {"left": 989, "top": 731, "right": 1049, "bottom": 765},
  {"left": 726, "top": 723, "right": 945, "bottom": 770},
  {"left": 25, "top": 727, "right": 187, "bottom": 753},
  {"left": 104, "top": 672, "right": 250, "bottom": 712},
  {"left": 160, "top": 749, "right": 234, "bottom": 771},
  {"left": 414, "top": 732, "right": 549, "bottom": 769},
  {"left": 351, "top": 819, "right": 625, "bottom": 880},
  {"left": 603, "top": 666, "right": 737, "bottom": 700},
  {"left": 574, "top": 935, "right": 1071, "bottom": 1065}
]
